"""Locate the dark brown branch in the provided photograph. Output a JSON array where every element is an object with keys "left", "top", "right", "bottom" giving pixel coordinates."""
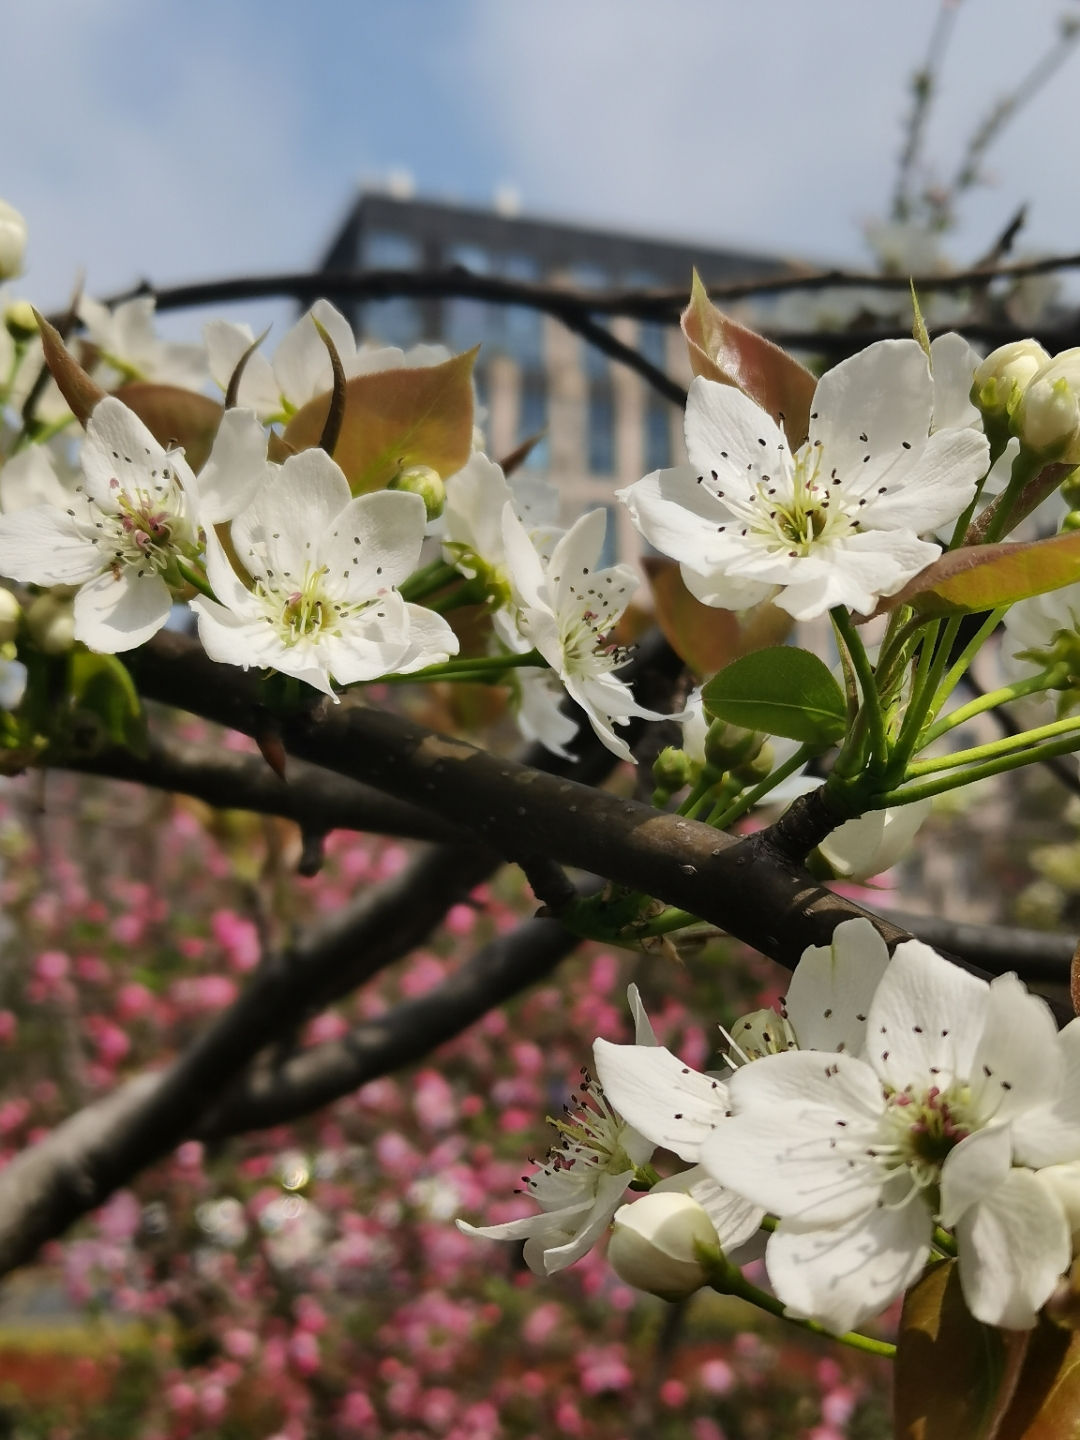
[
  {"left": 197, "top": 904, "right": 589, "bottom": 1138},
  {"left": 879, "top": 909, "right": 1075, "bottom": 986},
  {"left": 55, "top": 730, "right": 470, "bottom": 843}
]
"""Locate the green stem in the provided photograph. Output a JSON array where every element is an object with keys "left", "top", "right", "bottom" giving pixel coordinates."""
[
  {"left": 888, "top": 616, "right": 960, "bottom": 779},
  {"left": 176, "top": 560, "right": 217, "bottom": 601},
  {"left": 982, "top": 446, "right": 1043, "bottom": 544},
  {"left": 874, "top": 728, "right": 1080, "bottom": 806},
  {"left": 398, "top": 559, "right": 461, "bottom": 602},
  {"left": 925, "top": 608, "right": 1010, "bottom": 724},
  {"left": 377, "top": 649, "right": 547, "bottom": 685},
  {"left": 832, "top": 607, "right": 887, "bottom": 772},
  {"left": 934, "top": 1226, "right": 958, "bottom": 1258},
  {"left": 676, "top": 768, "right": 722, "bottom": 818},
  {"left": 920, "top": 669, "right": 1058, "bottom": 748},
  {"left": 706, "top": 1256, "right": 895, "bottom": 1359},
  {"left": 906, "top": 712, "right": 1080, "bottom": 778},
  {"left": 707, "top": 746, "right": 816, "bottom": 832},
  {"left": 634, "top": 907, "right": 703, "bottom": 938}
]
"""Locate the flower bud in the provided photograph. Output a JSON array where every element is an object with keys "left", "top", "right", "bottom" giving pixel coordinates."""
[
  {"left": 971, "top": 340, "right": 1050, "bottom": 419},
  {"left": 0, "top": 590, "right": 22, "bottom": 646},
  {"left": 26, "top": 590, "right": 75, "bottom": 655},
  {"left": 607, "top": 1192, "right": 720, "bottom": 1302},
  {"left": 652, "top": 746, "right": 693, "bottom": 798},
  {"left": 3, "top": 300, "right": 37, "bottom": 342},
  {"left": 703, "top": 721, "right": 762, "bottom": 773},
  {"left": 1014, "top": 351, "right": 1080, "bottom": 462},
  {"left": 0, "top": 200, "right": 27, "bottom": 281},
  {"left": 389, "top": 465, "right": 445, "bottom": 521}
]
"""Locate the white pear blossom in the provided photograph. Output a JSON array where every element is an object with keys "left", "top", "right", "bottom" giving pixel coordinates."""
[
  {"left": 1000, "top": 582, "right": 1080, "bottom": 693},
  {"left": 618, "top": 339, "right": 990, "bottom": 621},
  {"left": 0, "top": 200, "right": 27, "bottom": 281},
  {"left": 928, "top": 333, "right": 982, "bottom": 435},
  {"left": 702, "top": 933, "right": 1072, "bottom": 1334},
  {"left": 191, "top": 450, "right": 458, "bottom": 697},
  {"left": 78, "top": 296, "right": 209, "bottom": 393},
  {"left": 0, "top": 400, "right": 270, "bottom": 653},
  {"left": 457, "top": 986, "right": 659, "bottom": 1276},
  {"left": 607, "top": 1189, "right": 722, "bottom": 1301},
  {"left": 442, "top": 452, "right": 562, "bottom": 582},
  {"left": 205, "top": 299, "right": 452, "bottom": 423},
  {"left": 817, "top": 799, "right": 933, "bottom": 881},
  {"left": 501, "top": 504, "right": 676, "bottom": 761}
]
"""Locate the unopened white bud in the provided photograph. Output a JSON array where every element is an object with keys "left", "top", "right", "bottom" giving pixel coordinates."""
[
  {"left": 607, "top": 1192, "right": 719, "bottom": 1302},
  {"left": 0, "top": 200, "right": 27, "bottom": 281},
  {"left": 4, "top": 300, "right": 37, "bottom": 342},
  {"left": 388, "top": 464, "right": 445, "bottom": 521},
  {"left": 26, "top": 590, "right": 75, "bottom": 655},
  {"left": 972, "top": 340, "right": 1050, "bottom": 418},
  {"left": 1015, "top": 351, "right": 1080, "bottom": 461},
  {"left": 0, "top": 590, "right": 21, "bottom": 646}
]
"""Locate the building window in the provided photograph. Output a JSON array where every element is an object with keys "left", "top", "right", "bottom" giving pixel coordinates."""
[
  {"left": 638, "top": 320, "right": 668, "bottom": 369},
  {"left": 586, "top": 503, "right": 618, "bottom": 569},
  {"left": 359, "top": 231, "right": 422, "bottom": 348},
  {"left": 644, "top": 396, "right": 671, "bottom": 472},
  {"left": 588, "top": 380, "right": 616, "bottom": 475},
  {"left": 519, "top": 370, "right": 549, "bottom": 470}
]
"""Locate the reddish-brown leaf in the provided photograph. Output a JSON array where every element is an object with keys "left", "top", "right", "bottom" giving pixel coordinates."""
[
  {"left": 643, "top": 557, "right": 792, "bottom": 680},
  {"left": 994, "top": 1319, "right": 1080, "bottom": 1439},
  {"left": 895, "top": 1260, "right": 1008, "bottom": 1440},
  {"left": 879, "top": 531, "right": 1080, "bottom": 618},
  {"left": 114, "top": 382, "right": 224, "bottom": 473},
  {"left": 33, "top": 310, "right": 106, "bottom": 425},
  {"left": 281, "top": 349, "right": 477, "bottom": 494},
  {"left": 681, "top": 271, "right": 817, "bottom": 448}
]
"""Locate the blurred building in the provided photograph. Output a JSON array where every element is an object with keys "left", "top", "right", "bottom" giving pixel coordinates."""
[{"left": 319, "top": 192, "right": 786, "bottom": 567}]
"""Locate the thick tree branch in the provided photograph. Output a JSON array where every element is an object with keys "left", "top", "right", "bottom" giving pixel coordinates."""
[
  {"left": 879, "top": 909, "right": 1075, "bottom": 986},
  {"left": 56, "top": 730, "right": 471, "bottom": 843},
  {"left": 197, "top": 906, "right": 589, "bottom": 1138}
]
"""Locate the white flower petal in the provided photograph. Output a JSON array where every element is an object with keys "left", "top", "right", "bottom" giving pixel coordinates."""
[
  {"left": 232, "top": 450, "right": 350, "bottom": 585},
  {"left": 626, "top": 984, "right": 658, "bottom": 1048},
  {"left": 809, "top": 340, "right": 933, "bottom": 479},
  {"left": 0, "top": 507, "right": 100, "bottom": 585},
  {"left": 501, "top": 504, "right": 548, "bottom": 616},
  {"left": 968, "top": 972, "right": 1061, "bottom": 1125},
  {"left": 593, "top": 1041, "right": 729, "bottom": 1162},
  {"left": 0, "top": 446, "right": 69, "bottom": 512},
  {"left": 1013, "top": 1018, "right": 1080, "bottom": 1168},
  {"left": 939, "top": 1125, "right": 1012, "bottom": 1228},
  {"left": 73, "top": 568, "right": 173, "bottom": 652},
  {"left": 865, "top": 939, "right": 988, "bottom": 1092},
  {"left": 321, "top": 490, "right": 426, "bottom": 598},
  {"left": 81, "top": 396, "right": 196, "bottom": 511},
  {"left": 548, "top": 508, "right": 608, "bottom": 616},
  {"left": 930, "top": 333, "right": 982, "bottom": 434},
  {"left": 786, "top": 917, "right": 890, "bottom": 1055},
  {"left": 442, "top": 453, "right": 513, "bottom": 572},
  {"left": 456, "top": 1199, "right": 593, "bottom": 1245},
  {"left": 540, "top": 1170, "right": 635, "bottom": 1273},
  {"left": 683, "top": 377, "right": 788, "bottom": 481},
  {"left": 766, "top": 1195, "right": 932, "bottom": 1336},
  {"left": 203, "top": 320, "right": 281, "bottom": 420},
  {"left": 514, "top": 670, "right": 578, "bottom": 758},
  {"left": 273, "top": 301, "right": 356, "bottom": 410},
  {"left": 956, "top": 1168, "right": 1070, "bottom": 1330},
  {"left": 679, "top": 560, "right": 775, "bottom": 611},
  {"left": 859, "top": 427, "right": 987, "bottom": 534},
  {"left": 196, "top": 408, "right": 273, "bottom": 526},
  {"left": 818, "top": 801, "right": 931, "bottom": 881},
  {"left": 395, "top": 603, "right": 459, "bottom": 672},
  {"left": 703, "top": 1050, "right": 886, "bottom": 1226}
]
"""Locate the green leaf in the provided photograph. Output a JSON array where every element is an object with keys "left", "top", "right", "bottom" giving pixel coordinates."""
[
  {"left": 911, "top": 280, "right": 931, "bottom": 359},
  {"left": 681, "top": 271, "right": 817, "bottom": 449},
  {"left": 881, "top": 531, "right": 1080, "bottom": 617},
  {"left": 701, "top": 646, "right": 846, "bottom": 744},
  {"left": 68, "top": 651, "right": 148, "bottom": 757}
]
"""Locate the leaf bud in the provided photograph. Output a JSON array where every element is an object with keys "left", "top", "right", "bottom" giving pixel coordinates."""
[
  {"left": 1013, "top": 350, "right": 1080, "bottom": 462},
  {"left": 703, "top": 721, "right": 762, "bottom": 772},
  {"left": 971, "top": 340, "right": 1050, "bottom": 420},
  {"left": 0, "top": 590, "right": 21, "bottom": 647},
  {"left": 3, "top": 300, "right": 37, "bottom": 342},
  {"left": 607, "top": 1192, "right": 720, "bottom": 1302},
  {"left": 0, "top": 200, "right": 27, "bottom": 282},
  {"left": 652, "top": 746, "right": 694, "bottom": 799},
  {"left": 389, "top": 465, "right": 445, "bottom": 521},
  {"left": 26, "top": 590, "right": 75, "bottom": 655}
]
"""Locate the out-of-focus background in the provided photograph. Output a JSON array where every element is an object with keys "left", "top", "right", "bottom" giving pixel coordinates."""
[{"left": 3, "top": 3, "right": 1080, "bottom": 1437}]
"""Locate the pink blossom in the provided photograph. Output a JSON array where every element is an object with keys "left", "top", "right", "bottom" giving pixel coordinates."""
[
  {"left": 400, "top": 954, "right": 446, "bottom": 998},
  {"left": 166, "top": 1382, "right": 197, "bottom": 1413},
  {"left": 510, "top": 1040, "right": 545, "bottom": 1076},
  {"left": 418, "top": 1387, "right": 458, "bottom": 1432},
  {"left": 34, "top": 950, "right": 68, "bottom": 983},
  {"left": 294, "top": 1295, "right": 328, "bottom": 1334},
  {"left": 199, "top": 1383, "right": 229, "bottom": 1421},
  {"left": 111, "top": 912, "right": 146, "bottom": 947},
  {"left": 175, "top": 1140, "right": 204, "bottom": 1171},
  {"left": 459, "top": 1095, "right": 483, "bottom": 1118},
  {"left": 376, "top": 844, "right": 409, "bottom": 879},
  {"left": 288, "top": 1329, "right": 321, "bottom": 1376},
  {"left": 211, "top": 909, "right": 260, "bottom": 973},
  {"left": 97, "top": 1190, "right": 140, "bottom": 1243},
  {"left": 306, "top": 1011, "right": 349, "bottom": 1044},
  {"left": 376, "top": 1131, "right": 422, "bottom": 1179},
  {"left": 822, "top": 1387, "right": 857, "bottom": 1428},
  {"left": 692, "top": 1419, "right": 727, "bottom": 1440},
  {"left": 523, "top": 1302, "right": 564, "bottom": 1346},
  {"left": 699, "top": 1358, "right": 735, "bottom": 1395},
  {"left": 659, "top": 1379, "right": 688, "bottom": 1408},
  {"left": 578, "top": 1343, "right": 633, "bottom": 1395},
  {"left": 0, "top": 1099, "right": 29, "bottom": 1135},
  {"left": 588, "top": 952, "right": 619, "bottom": 995},
  {"left": 74, "top": 954, "right": 110, "bottom": 984},
  {"left": 445, "top": 903, "right": 476, "bottom": 937},
  {"left": 223, "top": 1328, "right": 258, "bottom": 1360},
  {"left": 116, "top": 982, "right": 154, "bottom": 1020},
  {"left": 0, "top": 1011, "right": 16, "bottom": 1044},
  {"left": 340, "top": 1390, "right": 377, "bottom": 1431},
  {"left": 497, "top": 1108, "right": 533, "bottom": 1134},
  {"left": 414, "top": 1070, "right": 457, "bottom": 1131},
  {"left": 554, "top": 1399, "right": 584, "bottom": 1436}
]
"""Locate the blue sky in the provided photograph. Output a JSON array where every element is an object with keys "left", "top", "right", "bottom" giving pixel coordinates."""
[{"left": 4, "top": 0, "right": 1080, "bottom": 331}]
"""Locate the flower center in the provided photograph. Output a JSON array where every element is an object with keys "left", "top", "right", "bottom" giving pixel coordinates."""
[
  {"left": 547, "top": 1072, "right": 634, "bottom": 1176},
  {"left": 877, "top": 1083, "right": 973, "bottom": 1192}
]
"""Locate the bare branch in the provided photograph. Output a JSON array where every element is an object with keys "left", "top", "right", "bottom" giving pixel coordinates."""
[
  {"left": 880, "top": 908, "right": 1074, "bottom": 986},
  {"left": 55, "top": 730, "right": 469, "bottom": 843}
]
